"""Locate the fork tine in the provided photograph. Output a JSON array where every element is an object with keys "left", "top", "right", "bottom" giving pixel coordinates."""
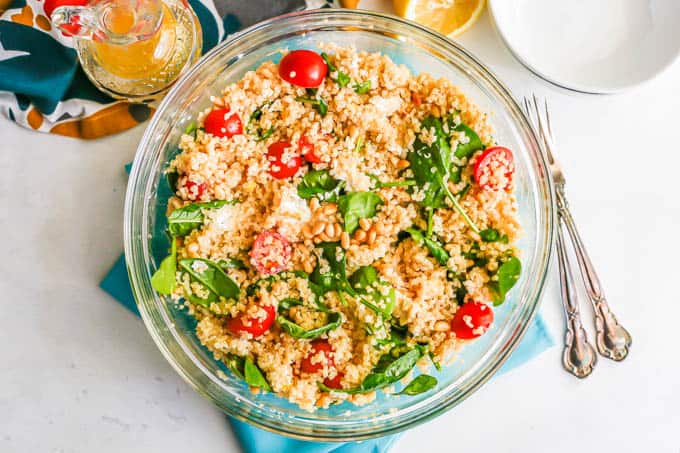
[
  {"left": 531, "top": 94, "right": 557, "bottom": 163},
  {"left": 543, "top": 98, "right": 554, "bottom": 139}
]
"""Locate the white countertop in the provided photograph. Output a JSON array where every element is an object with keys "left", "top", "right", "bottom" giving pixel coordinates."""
[{"left": 1, "top": 3, "right": 679, "bottom": 452}]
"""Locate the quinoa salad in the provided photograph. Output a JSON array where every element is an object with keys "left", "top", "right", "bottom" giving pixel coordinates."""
[{"left": 150, "top": 45, "right": 522, "bottom": 411}]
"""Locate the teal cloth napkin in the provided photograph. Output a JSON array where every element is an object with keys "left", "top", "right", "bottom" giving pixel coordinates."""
[{"left": 101, "top": 254, "right": 554, "bottom": 453}]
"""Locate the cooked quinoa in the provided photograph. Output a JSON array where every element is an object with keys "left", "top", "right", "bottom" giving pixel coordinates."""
[{"left": 152, "top": 45, "right": 522, "bottom": 411}]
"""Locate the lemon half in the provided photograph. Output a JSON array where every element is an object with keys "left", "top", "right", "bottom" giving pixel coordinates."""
[{"left": 393, "top": 0, "right": 485, "bottom": 38}]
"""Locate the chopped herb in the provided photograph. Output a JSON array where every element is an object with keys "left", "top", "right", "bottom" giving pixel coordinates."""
[
  {"left": 296, "top": 95, "right": 328, "bottom": 117},
  {"left": 353, "top": 80, "right": 371, "bottom": 94},
  {"left": 367, "top": 174, "right": 416, "bottom": 189},
  {"left": 321, "top": 52, "right": 350, "bottom": 87},
  {"left": 354, "top": 136, "right": 365, "bottom": 153},
  {"left": 246, "top": 103, "right": 275, "bottom": 141}
]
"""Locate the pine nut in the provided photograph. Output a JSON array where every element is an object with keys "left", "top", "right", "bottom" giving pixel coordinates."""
[
  {"left": 373, "top": 222, "right": 385, "bottom": 235},
  {"left": 313, "top": 236, "right": 323, "bottom": 244},
  {"left": 303, "top": 260, "right": 314, "bottom": 274},
  {"left": 310, "top": 198, "right": 320, "bottom": 211},
  {"left": 187, "top": 242, "right": 199, "bottom": 254},
  {"left": 434, "top": 320, "right": 450, "bottom": 332},
  {"left": 341, "top": 232, "right": 350, "bottom": 249},
  {"left": 367, "top": 229, "right": 377, "bottom": 246},
  {"left": 302, "top": 224, "right": 313, "bottom": 238},
  {"left": 359, "top": 218, "right": 371, "bottom": 231},
  {"left": 325, "top": 223, "right": 335, "bottom": 237},
  {"left": 312, "top": 222, "right": 326, "bottom": 236},
  {"left": 323, "top": 203, "right": 337, "bottom": 215},
  {"left": 319, "top": 232, "right": 331, "bottom": 242},
  {"left": 355, "top": 229, "right": 367, "bottom": 241},
  {"left": 397, "top": 159, "right": 410, "bottom": 169}
]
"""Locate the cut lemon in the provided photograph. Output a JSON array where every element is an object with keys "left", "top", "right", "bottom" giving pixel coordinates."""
[{"left": 393, "top": 0, "right": 485, "bottom": 38}]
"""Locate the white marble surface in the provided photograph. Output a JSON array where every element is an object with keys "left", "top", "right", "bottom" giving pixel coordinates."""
[{"left": 1, "top": 3, "right": 679, "bottom": 452}]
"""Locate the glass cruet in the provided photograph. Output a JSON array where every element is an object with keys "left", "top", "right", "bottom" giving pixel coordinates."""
[{"left": 51, "top": 0, "right": 202, "bottom": 101}]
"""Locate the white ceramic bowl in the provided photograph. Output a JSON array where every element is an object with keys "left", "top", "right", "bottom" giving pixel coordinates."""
[{"left": 489, "top": 0, "right": 680, "bottom": 93}]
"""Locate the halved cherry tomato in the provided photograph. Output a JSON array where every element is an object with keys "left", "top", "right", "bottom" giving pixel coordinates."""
[
  {"left": 451, "top": 301, "right": 494, "bottom": 340},
  {"left": 473, "top": 146, "right": 515, "bottom": 191},
  {"left": 249, "top": 230, "right": 291, "bottom": 275},
  {"left": 300, "top": 340, "right": 334, "bottom": 374},
  {"left": 227, "top": 304, "right": 276, "bottom": 338},
  {"left": 203, "top": 107, "right": 243, "bottom": 138},
  {"left": 183, "top": 179, "right": 207, "bottom": 200},
  {"left": 278, "top": 50, "right": 327, "bottom": 88},
  {"left": 323, "top": 372, "right": 344, "bottom": 390},
  {"left": 267, "top": 141, "right": 302, "bottom": 179},
  {"left": 299, "top": 135, "right": 321, "bottom": 164}
]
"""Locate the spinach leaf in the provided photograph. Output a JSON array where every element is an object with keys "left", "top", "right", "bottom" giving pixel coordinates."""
[
  {"left": 297, "top": 170, "right": 344, "bottom": 201},
  {"left": 407, "top": 115, "right": 479, "bottom": 233},
  {"left": 353, "top": 80, "right": 371, "bottom": 94},
  {"left": 296, "top": 95, "right": 328, "bottom": 117},
  {"left": 277, "top": 311, "right": 342, "bottom": 340},
  {"left": 367, "top": 173, "right": 416, "bottom": 189},
  {"left": 398, "top": 374, "right": 437, "bottom": 396},
  {"left": 310, "top": 242, "right": 354, "bottom": 295},
  {"left": 404, "top": 227, "right": 450, "bottom": 266},
  {"left": 216, "top": 257, "right": 246, "bottom": 270},
  {"left": 445, "top": 117, "right": 484, "bottom": 159},
  {"left": 224, "top": 353, "right": 246, "bottom": 379},
  {"left": 243, "top": 357, "right": 272, "bottom": 391},
  {"left": 349, "top": 266, "right": 396, "bottom": 318},
  {"left": 428, "top": 351, "right": 442, "bottom": 371},
  {"left": 184, "top": 122, "right": 203, "bottom": 137},
  {"left": 150, "top": 239, "right": 177, "bottom": 295},
  {"left": 489, "top": 256, "right": 521, "bottom": 306},
  {"left": 321, "top": 53, "right": 350, "bottom": 87},
  {"left": 479, "top": 227, "right": 508, "bottom": 243},
  {"left": 167, "top": 200, "right": 230, "bottom": 237},
  {"left": 337, "top": 192, "right": 383, "bottom": 234},
  {"left": 179, "top": 258, "right": 240, "bottom": 301},
  {"left": 319, "top": 345, "right": 425, "bottom": 394}
]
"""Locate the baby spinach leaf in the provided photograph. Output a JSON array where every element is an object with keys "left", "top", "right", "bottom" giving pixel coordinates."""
[
  {"left": 297, "top": 170, "right": 344, "bottom": 201},
  {"left": 167, "top": 200, "right": 231, "bottom": 237},
  {"left": 398, "top": 374, "right": 437, "bottom": 395},
  {"left": 319, "top": 345, "right": 425, "bottom": 394},
  {"left": 428, "top": 351, "right": 442, "bottom": 371},
  {"left": 404, "top": 227, "right": 450, "bottom": 266},
  {"left": 367, "top": 173, "right": 416, "bottom": 189},
  {"left": 296, "top": 95, "right": 328, "bottom": 117},
  {"left": 489, "top": 256, "right": 521, "bottom": 305},
  {"left": 179, "top": 258, "right": 240, "bottom": 301},
  {"left": 353, "top": 80, "right": 371, "bottom": 94},
  {"left": 246, "top": 103, "right": 275, "bottom": 141},
  {"left": 321, "top": 52, "right": 350, "bottom": 87},
  {"left": 349, "top": 266, "right": 396, "bottom": 318},
  {"left": 310, "top": 242, "right": 354, "bottom": 296},
  {"left": 277, "top": 311, "right": 342, "bottom": 340},
  {"left": 407, "top": 115, "right": 479, "bottom": 233},
  {"left": 479, "top": 227, "right": 509, "bottom": 243},
  {"left": 216, "top": 257, "right": 246, "bottom": 270},
  {"left": 150, "top": 239, "right": 177, "bottom": 295},
  {"left": 243, "top": 357, "right": 272, "bottom": 391},
  {"left": 448, "top": 123, "right": 483, "bottom": 159},
  {"left": 225, "top": 353, "right": 246, "bottom": 380},
  {"left": 337, "top": 192, "right": 383, "bottom": 234}
]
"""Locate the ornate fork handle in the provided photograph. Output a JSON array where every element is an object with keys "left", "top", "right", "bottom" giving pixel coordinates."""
[
  {"left": 555, "top": 216, "right": 597, "bottom": 378},
  {"left": 556, "top": 189, "right": 632, "bottom": 361}
]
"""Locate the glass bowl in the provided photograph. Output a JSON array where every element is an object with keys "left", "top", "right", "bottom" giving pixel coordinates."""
[{"left": 124, "top": 9, "right": 554, "bottom": 441}]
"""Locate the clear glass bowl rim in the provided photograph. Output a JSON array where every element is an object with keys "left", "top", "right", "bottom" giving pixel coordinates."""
[{"left": 124, "top": 8, "right": 555, "bottom": 441}]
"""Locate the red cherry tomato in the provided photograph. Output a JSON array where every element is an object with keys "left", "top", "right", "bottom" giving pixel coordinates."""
[
  {"left": 473, "top": 146, "right": 515, "bottom": 191},
  {"left": 203, "top": 107, "right": 243, "bottom": 138},
  {"left": 183, "top": 179, "right": 207, "bottom": 200},
  {"left": 227, "top": 304, "right": 276, "bottom": 338},
  {"left": 278, "top": 50, "right": 327, "bottom": 88},
  {"left": 323, "top": 372, "right": 344, "bottom": 390},
  {"left": 267, "top": 141, "right": 302, "bottom": 179},
  {"left": 300, "top": 340, "right": 335, "bottom": 374},
  {"left": 451, "top": 301, "right": 494, "bottom": 340},
  {"left": 249, "top": 230, "right": 292, "bottom": 276},
  {"left": 299, "top": 135, "right": 321, "bottom": 164}
]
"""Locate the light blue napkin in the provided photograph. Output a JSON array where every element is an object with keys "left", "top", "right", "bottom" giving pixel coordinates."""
[{"left": 101, "top": 254, "right": 553, "bottom": 453}]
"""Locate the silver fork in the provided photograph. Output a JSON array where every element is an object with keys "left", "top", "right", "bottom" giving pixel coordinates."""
[{"left": 524, "top": 96, "right": 632, "bottom": 375}]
